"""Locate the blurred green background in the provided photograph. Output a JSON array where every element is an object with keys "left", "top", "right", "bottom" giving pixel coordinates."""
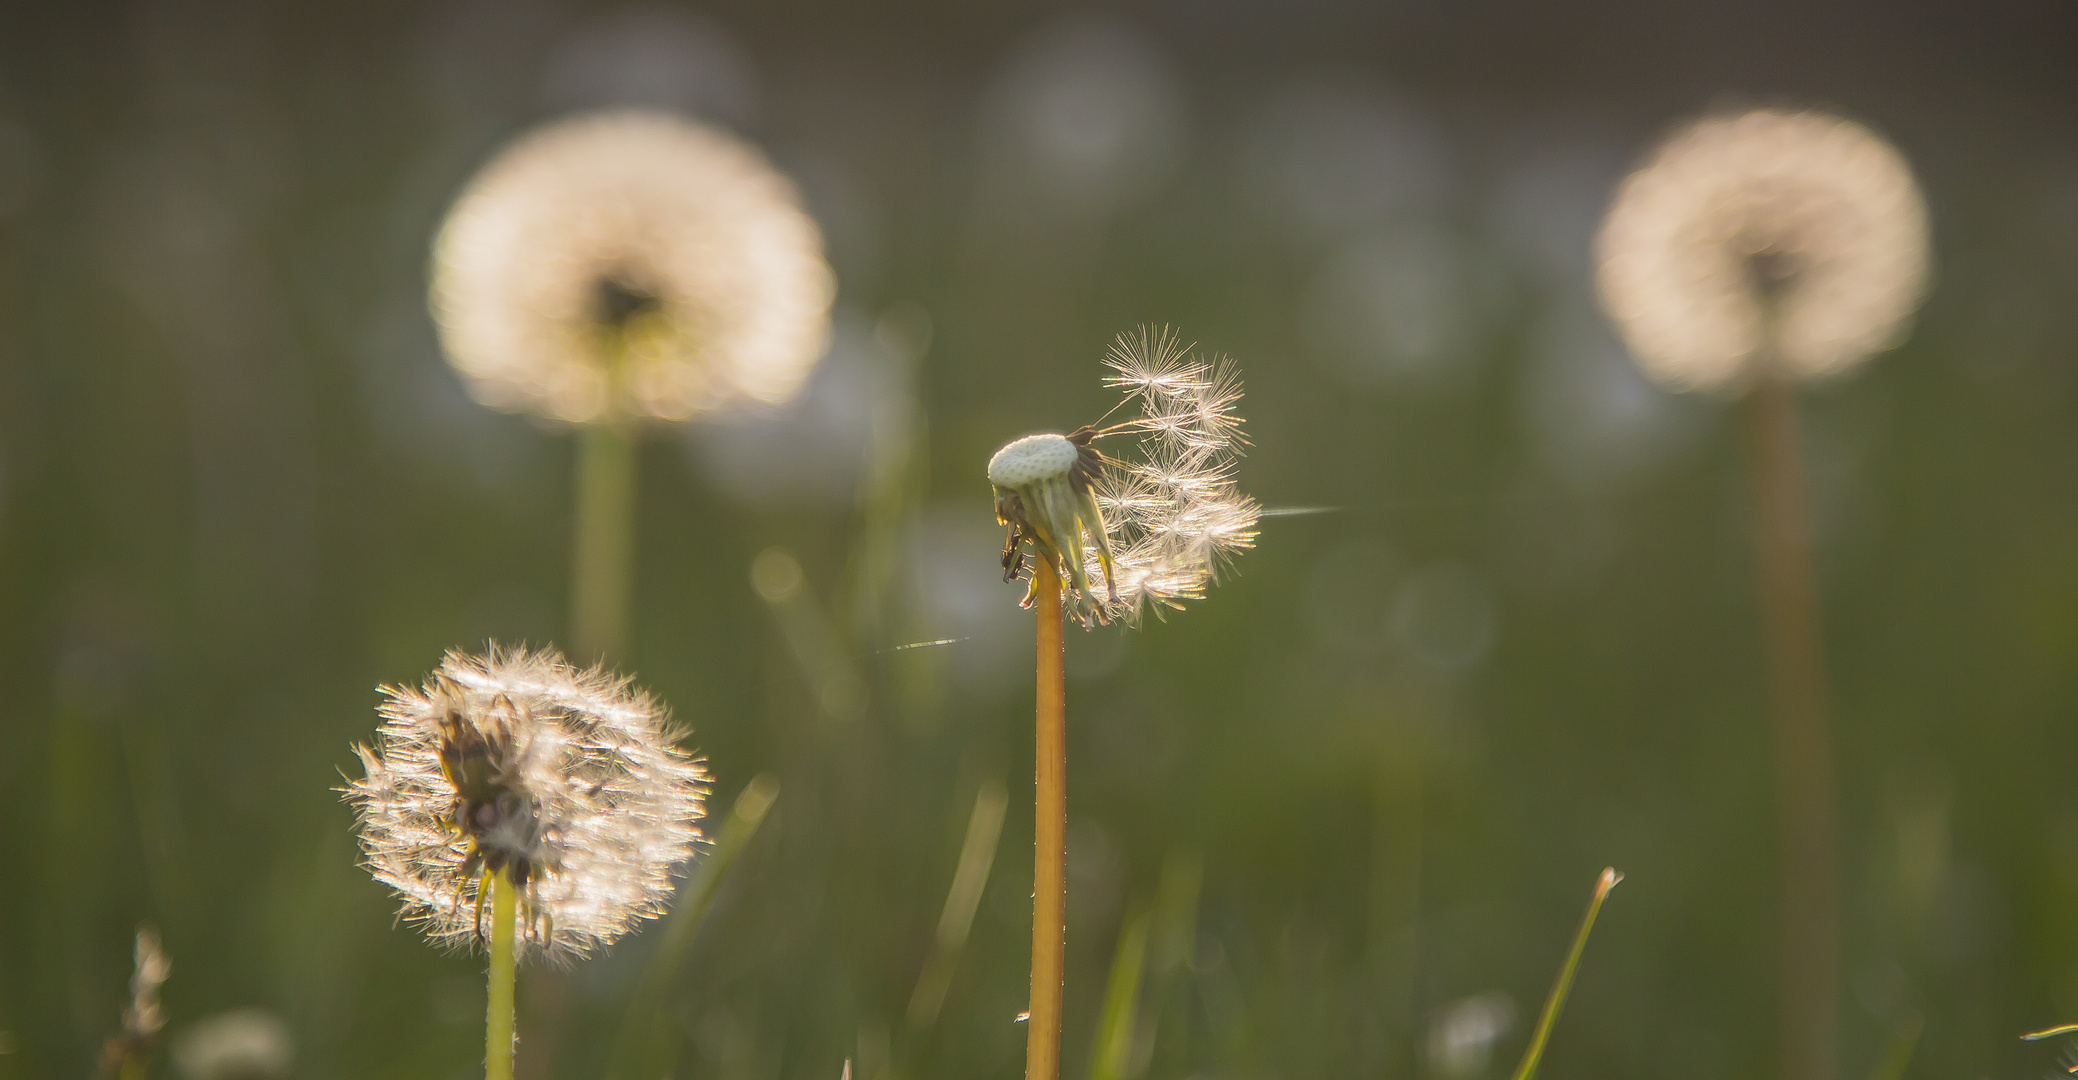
[{"left": 6, "top": 2, "right": 2078, "bottom": 1079}]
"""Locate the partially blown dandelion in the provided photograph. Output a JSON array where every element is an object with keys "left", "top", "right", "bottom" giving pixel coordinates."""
[
  {"left": 989, "top": 328, "right": 1259, "bottom": 626},
  {"left": 344, "top": 646, "right": 708, "bottom": 963},
  {"left": 989, "top": 328, "right": 1258, "bottom": 1080}
]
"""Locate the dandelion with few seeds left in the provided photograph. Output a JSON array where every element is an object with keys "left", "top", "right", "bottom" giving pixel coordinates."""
[
  {"left": 987, "top": 327, "right": 1258, "bottom": 1080},
  {"left": 343, "top": 645, "right": 708, "bottom": 1080},
  {"left": 991, "top": 327, "right": 1259, "bottom": 627}
]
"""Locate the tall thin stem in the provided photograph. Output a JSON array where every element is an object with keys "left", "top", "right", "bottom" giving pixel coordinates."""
[
  {"left": 1508, "top": 868, "right": 1621, "bottom": 1080},
  {"left": 909, "top": 779, "right": 1010, "bottom": 1030},
  {"left": 572, "top": 420, "right": 638, "bottom": 662},
  {"left": 1027, "top": 557, "right": 1067, "bottom": 1080},
  {"left": 486, "top": 869, "right": 519, "bottom": 1080},
  {"left": 1740, "top": 369, "right": 1839, "bottom": 1080}
]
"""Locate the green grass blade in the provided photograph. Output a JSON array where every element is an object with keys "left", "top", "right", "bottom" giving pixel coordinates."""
[
  {"left": 607, "top": 773, "right": 781, "bottom": 1080},
  {"left": 1867, "top": 1013, "right": 1922, "bottom": 1080},
  {"left": 1088, "top": 905, "right": 1152, "bottom": 1080},
  {"left": 1508, "top": 867, "right": 1622, "bottom": 1080},
  {"left": 906, "top": 779, "right": 1009, "bottom": 1030}
]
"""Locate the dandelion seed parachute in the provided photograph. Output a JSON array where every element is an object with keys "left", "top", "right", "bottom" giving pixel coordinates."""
[
  {"left": 989, "top": 328, "right": 1260, "bottom": 625},
  {"left": 344, "top": 646, "right": 708, "bottom": 963},
  {"left": 1595, "top": 108, "right": 1931, "bottom": 394},
  {"left": 430, "top": 110, "right": 835, "bottom": 424}
]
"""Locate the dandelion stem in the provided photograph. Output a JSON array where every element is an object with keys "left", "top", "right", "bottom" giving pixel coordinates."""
[
  {"left": 1741, "top": 368, "right": 1839, "bottom": 1080},
  {"left": 1027, "top": 556, "right": 1068, "bottom": 1080},
  {"left": 573, "top": 419, "right": 638, "bottom": 662},
  {"left": 1508, "top": 868, "right": 1621, "bottom": 1080},
  {"left": 486, "top": 869, "right": 519, "bottom": 1080}
]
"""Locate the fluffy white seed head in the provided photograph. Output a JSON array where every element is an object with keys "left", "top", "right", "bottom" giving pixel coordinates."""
[
  {"left": 430, "top": 110, "right": 835, "bottom": 424},
  {"left": 343, "top": 646, "right": 709, "bottom": 963},
  {"left": 1595, "top": 108, "right": 1931, "bottom": 394},
  {"left": 990, "top": 328, "right": 1259, "bottom": 625}
]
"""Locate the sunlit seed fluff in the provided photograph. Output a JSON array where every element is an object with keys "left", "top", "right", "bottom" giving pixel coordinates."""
[
  {"left": 343, "top": 646, "right": 708, "bottom": 963},
  {"left": 1595, "top": 108, "right": 1931, "bottom": 394},
  {"left": 430, "top": 110, "right": 836, "bottom": 425},
  {"left": 990, "top": 327, "right": 1260, "bottom": 626}
]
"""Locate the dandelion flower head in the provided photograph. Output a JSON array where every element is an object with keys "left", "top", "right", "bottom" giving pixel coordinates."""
[
  {"left": 430, "top": 110, "right": 835, "bottom": 424},
  {"left": 989, "top": 328, "right": 1259, "bottom": 626},
  {"left": 1595, "top": 108, "right": 1931, "bottom": 393},
  {"left": 344, "top": 646, "right": 708, "bottom": 962}
]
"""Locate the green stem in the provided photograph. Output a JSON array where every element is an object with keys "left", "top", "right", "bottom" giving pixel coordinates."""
[
  {"left": 573, "top": 420, "right": 638, "bottom": 663},
  {"left": 1509, "top": 868, "right": 1621, "bottom": 1080},
  {"left": 487, "top": 870, "right": 519, "bottom": 1080}
]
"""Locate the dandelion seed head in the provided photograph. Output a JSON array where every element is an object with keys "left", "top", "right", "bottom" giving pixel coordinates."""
[
  {"left": 1595, "top": 108, "right": 1931, "bottom": 393},
  {"left": 430, "top": 110, "right": 835, "bottom": 424},
  {"left": 343, "top": 645, "right": 708, "bottom": 963},
  {"left": 990, "top": 327, "right": 1259, "bottom": 626}
]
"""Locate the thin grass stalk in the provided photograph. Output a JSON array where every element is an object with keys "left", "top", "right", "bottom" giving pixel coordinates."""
[
  {"left": 1367, "top": 751, "right": 1423, "bottom": 1076},
  {"left": 486, "top": 869, "right": 519, "bottom": 1080},
  {"left": 1088, "top": 905, "right": 1151, "bottom": 1080},
  {"left": 1141, "top": 852, "right": 1203, "bottom": 1071},
  {"left": 607, "top": 773, "right": 782, "bottom": 1080},
  {"left": 1740, "top": 367, "right": 1840, "bottom": 1080},
  {"left": 908, "top": 779, "right": 1010, "bottom": 1029},
  {"left": 1866, "top": 1013, "right": 1922, "bottom": 1080},
  {"left": 572, "top": 419, "right": 638, "bottom": 662},
  {"left": 1027, "top": 556, "right": 1067, "bottom": 1080},
  {"left": 1508, "top": 867, "right": 1621, "bottom": 1080}
]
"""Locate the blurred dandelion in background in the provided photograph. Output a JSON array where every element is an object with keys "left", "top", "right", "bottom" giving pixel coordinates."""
[
  {"left": 1594, "top": 106, "right": 1932, "bottom": 1080},
  {"left": 1236, "top": 79, "right": 1446, "bottom": 244},
  {"left": 974, "top": 16, "right": 1186, "bottom": 223},
  {"left": 428, "top": 108, "right": 834, "bottom": 660},
  {"left": 343, "top": 645, "right": 709, "bottom": 961},
  {"left": 171, "top": 1009, "right": 294, "bottom": 1080},
  {"left": 430, "top": 109, "right": 832, "bottom": 425},
  {"left": 1595, "top": 108, "right": 1931, "bottom": 393}
]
